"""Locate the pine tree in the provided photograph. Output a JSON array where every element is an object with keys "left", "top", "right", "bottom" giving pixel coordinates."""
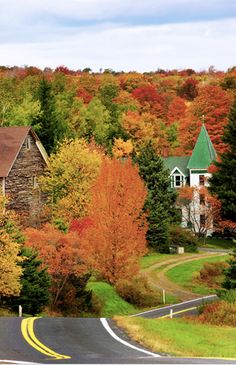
[
  {"left": 10, "top": 247, "right": 51, "bottom": 315},
  {"left": 136, "top": 143, "right": 178, "bottom": 253},
  {"left": 222, "top": 249, "right": 236, "bottom": 290},
  {"left": 33, "top": 78, "right": 68, "bottom": 153},
  {"left": 209, "top": 98, "right": 236, "bottom": 222}
]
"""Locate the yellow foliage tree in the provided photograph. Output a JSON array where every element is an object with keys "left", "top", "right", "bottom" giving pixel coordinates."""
[
  {"left": 112, "top": 138, "right": 134, "bottom": 158},
  {"left": 39, "top": 138, "right": 102, "bottom": 224}
]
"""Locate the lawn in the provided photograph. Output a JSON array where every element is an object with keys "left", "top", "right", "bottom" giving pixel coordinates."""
[
  {"left": 87, "top": 281, "right": 137, "bottom": 317},
  {"left": 199, "top": 237, "right": 235, "bottom": 250},
  {"left": 166, "top": 255, "right": 229, "bottom": 295},
  {"left": 115, "top": 316, "right": 236, "bottom": 358},
  {"left": 140, "top": 252, "right": 175, "bottom": 269}
]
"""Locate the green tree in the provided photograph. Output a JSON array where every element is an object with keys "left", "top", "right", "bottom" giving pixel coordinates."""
[
  {"left": 209, "top": 98, "right": 236, "bottom": 222},
  {"left": 136, "top": 143, "right": 178, "bottom": 253},
  {"left": 33, "top": 78, "right": 68, "bottom": 153},
  {"left": 10, "top": 247, "right": 51, "bottom": 315},
  {"left": 222, "top": 249, "right": 236, "bottom": 290}
]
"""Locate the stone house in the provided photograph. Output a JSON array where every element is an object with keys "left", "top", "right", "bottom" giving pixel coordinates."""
[
  {"left": 0, "top": 126, "right": 49, "bottom": 226},
  {"left": 164, "top": 124, "right": 217, "bottom": 236}
]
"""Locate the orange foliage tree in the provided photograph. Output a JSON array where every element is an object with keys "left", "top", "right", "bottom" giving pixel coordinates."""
[
  {"left": 78, "top": 158, "right": 147, "bottom": 284},
  {"left": 24, "top": 223, "right": 87, "bottom": 305}
]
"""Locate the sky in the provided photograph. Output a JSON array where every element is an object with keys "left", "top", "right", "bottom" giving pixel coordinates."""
[{"left": 0, "top": 0, "right": 236, "bottom": 72}]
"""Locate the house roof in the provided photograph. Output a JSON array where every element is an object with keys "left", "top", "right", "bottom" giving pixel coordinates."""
[
  {"left": 187, "top": 124, "right": 217, "bottom": 170},
  {"left": 163, "top": 156, "right": 190, "bottom": 176},
  {"left": 0, "top": 126, "right": 48, "bottom": 177}
]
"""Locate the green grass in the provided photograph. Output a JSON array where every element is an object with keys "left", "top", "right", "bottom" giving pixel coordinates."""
[
  {"left": 166, "top": 255, "right": 229, "bottom": 295},
  {"left": 140, "top": 252, "right": 174, "bottom": 269},
  {"left": 199, "top": 237, "right": 235, "bottom": 250},
  {"left": 115, "top": 316, "right": 236, "bottom": 358},
  {"left": 87, "top": 281, "right": 137, "bottom": 317}
]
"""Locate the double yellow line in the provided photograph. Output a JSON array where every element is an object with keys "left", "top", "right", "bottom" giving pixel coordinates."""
[
  {"left": 158, "top": 306, "right": 197, "bottom": 319},
  {"left": 21, "top": 317, "right": 71, "bottom": 360}
]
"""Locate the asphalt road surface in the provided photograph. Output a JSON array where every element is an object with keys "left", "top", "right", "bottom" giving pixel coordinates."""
[{"left": 0, "top": 296, "right": 235, "bottom": 365}]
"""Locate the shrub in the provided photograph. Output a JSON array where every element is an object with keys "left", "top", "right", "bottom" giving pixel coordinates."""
[
  {"left": 198, "top": 261, "right": 228, "bottom": 288},
  {"left": 198, "top": 300, "right": 236, "bottom": 327},
  {"left": 115, "top": 276, "right": 161, "bottom": 308},
  {"left": 169, "top": 225, "right": 198, "bottom": 252}
]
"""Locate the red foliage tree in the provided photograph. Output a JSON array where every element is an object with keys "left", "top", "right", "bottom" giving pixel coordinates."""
[
  {"left": 177, "top": 78, "right": 199, "bottom": 100},
  {"left": 167, "top": 96, "right": 186, "bottom": 125},
  {"left": 24, "top": 224, "right": 87, "bottom": 305},
  {"left": 190, "top": 85, "right": 233, "bottom": 153},
  {"left": 132, "top": 85, "right": 164, "bottom": 117},
  {"left": 79, "top": 158, "right": 147, "bottom": 284}
]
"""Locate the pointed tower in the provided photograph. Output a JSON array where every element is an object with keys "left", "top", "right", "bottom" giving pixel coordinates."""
[{"left": 187, "top": 124, "right": 217, "bottom": 186}]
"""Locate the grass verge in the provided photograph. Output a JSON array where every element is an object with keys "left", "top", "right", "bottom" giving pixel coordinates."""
[
  {"left": 166, "top": 255, "right": 228, "bottom": 295},
  {"left": 115, "top": 316, "right": 236, "bottom": 358},
  {"left": 199, "top": 237, "right": 235, "bottom": 250},
  {"left": 87, "top": 281, "right": 137, "bottom": 317},
  {"left": 140, "top": 252, "right": 175, "bottom": 269}
]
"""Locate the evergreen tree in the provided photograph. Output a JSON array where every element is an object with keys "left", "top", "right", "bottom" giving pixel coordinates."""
[
  {"left": 136, "top": 143, "right": 178, "bottom": 253},
  {"left": 10, "top": 247, "right": 51, "bottom": 315},
  {"left": 33, "top": 78, "right": 68, "bottom": 153},
  {"left": 222, "top": 249, "right": 236, "bottom": 290},
  {"left": 209, "top": 98, "right": 236, "bottom": 221}
]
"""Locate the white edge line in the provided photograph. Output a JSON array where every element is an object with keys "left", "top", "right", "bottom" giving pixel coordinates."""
[
  {"left": 0, "top": 361, "right": 41, "bottom": 365},
  {"left": 100, "top": 318, "right": 160, "bottom": 358},
  {"left": 130, "top": 295, "right": 217, "bottom": 317}
]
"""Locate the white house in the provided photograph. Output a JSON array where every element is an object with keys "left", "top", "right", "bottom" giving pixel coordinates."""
[{"left": 164, "top": 124, "right": 217, "bottom": 236}]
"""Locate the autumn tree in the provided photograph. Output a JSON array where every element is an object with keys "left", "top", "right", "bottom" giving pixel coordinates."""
[
  {"left": 209, "top": 97, "right": 236, "bottom": 223},
  {"left": 39, "top": 138, "right": 101, "bottom": 224},
  {"left": 24, "top": 223, "right": 88, "bottom": 306},
  {"left": 177, "top": 78, "right": 199, "bottom": 100},
  {"left": 177, "top": 185, "right": 222, "bottom": 240},
  {"left": 135, "top": 143, "right": 178, "bottom": 253},
  {"left": 79, "top": 158, "right": 147, "bottom": 285},
  {"left": 0, "top": 197, "right": 22, "bottom": 298},
  {"left": 190, "top": 85, "right": 233, "bottom": 153}
]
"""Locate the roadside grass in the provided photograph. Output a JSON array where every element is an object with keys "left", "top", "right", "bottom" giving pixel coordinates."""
[
  {"left": 0, "top": 308, "right": 16, "bottom": 317},
  {"left": 199, "top": 237, "right": 235, "bottom": 250},
  {"left": 87, "top": 281, "right": 138, "bottom": 317},
  {"left": 115, "top": 316, "right": 236, "bottom": 358},
  {"left": 166, "top": 255, "right": 229, "bottom": 295}
]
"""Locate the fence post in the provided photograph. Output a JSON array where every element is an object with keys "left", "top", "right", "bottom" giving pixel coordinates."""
[
  {"left": 163, "top": 289, "right": 166, "bottom": 304},
  {"left": 19, "top": 305, "right": 22, "bottom": 317},
  {"left": 170, "top": 309, "right": 173, "bottom": 319}
]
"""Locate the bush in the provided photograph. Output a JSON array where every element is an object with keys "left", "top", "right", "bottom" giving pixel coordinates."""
[
  {"left": 198, "top": 300, "right": 236, "bottom": 327},
  {"left": 115, "top": 276, "right": 161, "bottom": 308},
  {"left": 198, "top": 261, "right": 228, "bottom": 288},
  {"left": 169, "top": 225, "right": 198, "bottom": 252}
]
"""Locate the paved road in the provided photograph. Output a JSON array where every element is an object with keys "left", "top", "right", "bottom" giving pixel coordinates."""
[
  {"left": 133, "top": 294, "right": 217, "bottom": 319},
  {"left": 1, "top": 297, "right": 236, "bottom": 365}
]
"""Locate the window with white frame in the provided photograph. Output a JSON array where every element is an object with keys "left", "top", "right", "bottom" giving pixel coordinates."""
[{"left": 171, "top": 174, "right": 184, "bottom": 188}]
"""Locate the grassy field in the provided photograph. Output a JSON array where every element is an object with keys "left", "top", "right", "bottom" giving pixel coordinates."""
[
  {"left": 115, "top": 316, "right": 236, "bottom": 358},
  {"left": 166, "top": 255, "right": 229, "bottom": 295},
  {"left": 87, "top": 281, "right": 138, "bottom": 317},
  {"left": 140, "top": 252, "right": 175, "bottom": 269}
]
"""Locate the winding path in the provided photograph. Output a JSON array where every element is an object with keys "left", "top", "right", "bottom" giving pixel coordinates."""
[{"left": 142, "top": 252, "right": 226, "bottom": 301}]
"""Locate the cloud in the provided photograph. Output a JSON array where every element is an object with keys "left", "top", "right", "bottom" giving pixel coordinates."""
[{"left": 0, "top": 17, "right": 235, "bottom": 72}]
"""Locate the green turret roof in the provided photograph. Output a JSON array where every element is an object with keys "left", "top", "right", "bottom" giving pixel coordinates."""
[{"left": 187, "top": 124, "right": 217, "bottom": 169}]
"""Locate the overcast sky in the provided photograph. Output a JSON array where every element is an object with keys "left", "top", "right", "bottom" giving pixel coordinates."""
[{"left": 0, "top": 0, "right": 235, "bottom": 72}]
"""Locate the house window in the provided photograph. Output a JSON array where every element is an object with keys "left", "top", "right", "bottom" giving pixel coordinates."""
[
  {"left": 172, "top": 174, "right": 184, "bottom": 188},
  {"left": 199, "top": 175, "right": 205, "bottom": 186},
  {"left": 200, "top": 214, "right": 206, "bottom": 227},
  {"left": 33, "top": 176, "right": 38, "bottom": 189},
  {"left": 26, "top": 136, "right": 31, "bottom": 150}
]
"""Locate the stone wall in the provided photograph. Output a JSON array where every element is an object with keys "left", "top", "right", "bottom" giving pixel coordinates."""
[{"left": 5, "top": 132, "right": 47, "bottom": 226}]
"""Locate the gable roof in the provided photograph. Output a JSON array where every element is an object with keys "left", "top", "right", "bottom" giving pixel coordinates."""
[
  {"left": 187, "top": 124, "right": 217, "bottom": 170},
  {"left": 0, "top": 126, "right": 48, "bottom": 177},
  {"left": 163, "top": 156, "right": 190, "bottom": 177}
]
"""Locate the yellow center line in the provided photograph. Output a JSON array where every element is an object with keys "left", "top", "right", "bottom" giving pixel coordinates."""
[
  {"left": 21, "top": 317, "right": 71, "bottom": 360},
  {"left": 158, "top": 306, "right": 197, "bottom": 319}
]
